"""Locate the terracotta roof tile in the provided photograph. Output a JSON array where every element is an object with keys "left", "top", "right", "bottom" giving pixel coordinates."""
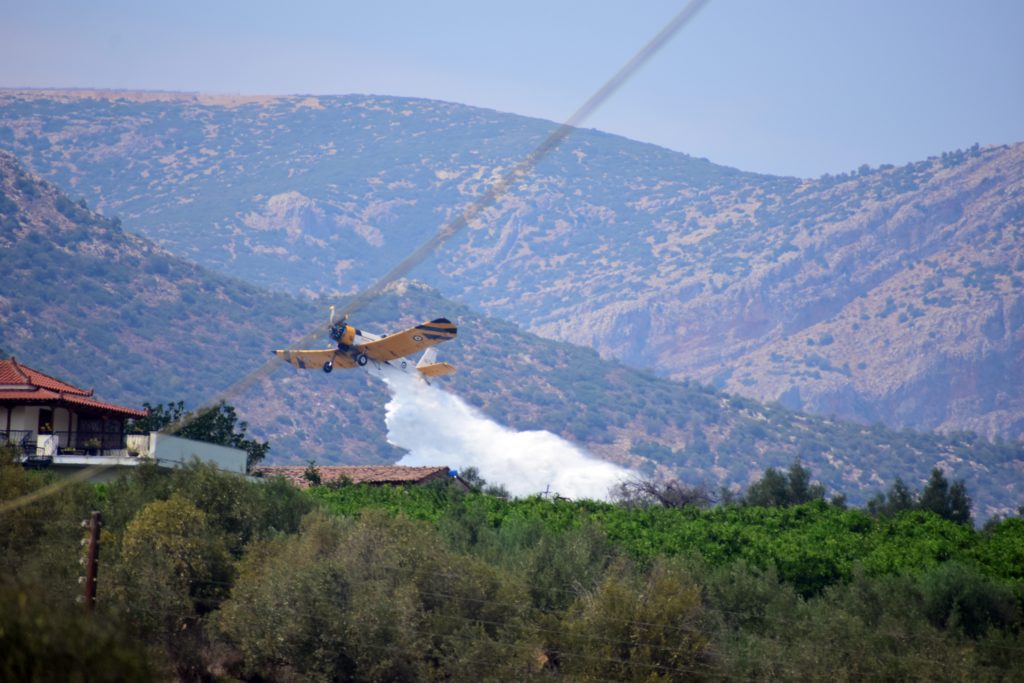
[
  {"left": 0, "top": 357, "right": 92, "bottom": 395},
  {"left": 56, "top": 392, "right": 148, "bottom": 418},
  {"left": 0, "top": 357, "right": 146, "bottom": 417},
  {"left": 255, "top": 465, "right": 453, "bottom": 489},
  {"left": 0, "top": 359, "right": 29, "bottom": 385},
  {"left": 22, "top": 367, "right": 93, "bottom": 396},
  {"left": 0, "top": 388, "right": 61, "bottom": 401}
]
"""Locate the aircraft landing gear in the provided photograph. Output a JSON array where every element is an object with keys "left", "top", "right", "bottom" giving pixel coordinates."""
[
  {"left": 356, "top": 353, "right": 368, "bottom": 367},
  {"left": 322, "top": 361, "right": 333, "bottom": 374}
]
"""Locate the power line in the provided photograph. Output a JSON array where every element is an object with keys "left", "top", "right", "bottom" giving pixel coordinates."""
[
  {"left": 0, "top": 0, "right": 712, "bottom": 514},
  {"left": 0, "top": 462, "right": 113, "bottom": 515},
  {"left": 162, "top": 0, "right": 711, "bottom": 434}
]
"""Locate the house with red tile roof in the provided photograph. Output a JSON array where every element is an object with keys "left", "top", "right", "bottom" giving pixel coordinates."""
[
  {"left": 0, "top": 357, "right": 247, "bottom": 478},
  {"left": 254, "top": 464, "right": 469, "bottom": 490},
  {"left": 0, "top": 356, "right": 147, "bottom": 458}
]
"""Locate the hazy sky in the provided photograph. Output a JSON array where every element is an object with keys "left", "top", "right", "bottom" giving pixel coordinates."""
[{"left": 2, "top": 0, "right": 1021, "bottom": 177}]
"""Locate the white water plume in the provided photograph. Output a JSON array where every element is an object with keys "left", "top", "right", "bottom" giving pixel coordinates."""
[{"left": 377, "top": 368, "right": 633, "bottom": 500}]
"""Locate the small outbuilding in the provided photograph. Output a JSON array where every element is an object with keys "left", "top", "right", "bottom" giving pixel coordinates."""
[{"left": 254, "top": 464, "right": 469, "bottom": 490}]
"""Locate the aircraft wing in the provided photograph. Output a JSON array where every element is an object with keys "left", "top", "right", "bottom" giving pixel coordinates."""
[
  {"left": 275, "top": 349, "right": 356, "bottom": 370},
  {"left": 358, "top": 318, "right": 457, "bottom": 362}
]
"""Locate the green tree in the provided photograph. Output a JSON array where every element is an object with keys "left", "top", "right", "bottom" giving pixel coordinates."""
[
  {"left": 213, "top": 513, "right": 359, "bottom": 680},
  {"left": 0, "top": 581, "right": 157, "bottom": 682},
  {"left": 108, "top": 494, "right": 232, "bottom": 635},
  {"left": 100, "top": 459, "right": 311, "bottom": 556},
  {"left": 458, "top": 465, "right": 486, "bottom": 491},
  {"left": 743, "top": 468, "right": 790, "bottom": 507},
  {"left": 920, "top": 562, "right": 1019, "bottom": 638},
  {"left": 303, "top": 459, "right": 322, "bottom": 486},
  {"left": 867, "top": 477, "right": 916, "bottom": 516},
  {"left": 127, "top": 400, "right": 186, "bottom": 434},
  {"left": 920, "top": 468, "right": 951, "bottom": 517},
  {"left": 524, "top": 521, "right": 616, "bottom": 611},
  {"left": 215, "top": 510, "right": 537, "bottom": 681},
  {"left": 947, "top": 480, "right": 973, "bottom": 525},
  {"left": 130, "top": 400, "right": 269, "bottom": 470},
  {"left": 559, "top": 559, "right": 712, "bottom": 681},
  {"left": 743, "top": 459, "right": 825, "bottom": 507},
  {"left": 920, "top": 468, "right": 973, "bottom": 524},
  {"left": 105, "top": 494, "right": 233, "bottom": 678},
  {"left": 786, "top": 458, "right": 818, "bottom": 503},
  {"left": 0, "top": 444, "right": 41, "bottom": 564}
]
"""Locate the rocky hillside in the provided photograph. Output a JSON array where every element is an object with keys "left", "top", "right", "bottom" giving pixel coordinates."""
[
  {"left": 0, "top": 148, "right": 395, "bottom": 465},
  {"left": 2, "top": 91, "right": 1020, "bottom": 441},
  {"left": 2, "top": 151, "right": 1022, "bottom": 516}
]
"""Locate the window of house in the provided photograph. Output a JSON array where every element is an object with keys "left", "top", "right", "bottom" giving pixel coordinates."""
[{"left": 37, "top": 409, "right": 53, "bottom": 434}]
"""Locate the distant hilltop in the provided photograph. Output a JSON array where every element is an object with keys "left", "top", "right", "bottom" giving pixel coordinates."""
[
  {"left": 1, "top": 90, "right": 1021, "bottom": 444},
  {"left": 0, "top": 87, "right": 295, "bottom": 107},
  {"left": 2, "top": 149, "right": 1022, "bottom": 518}
]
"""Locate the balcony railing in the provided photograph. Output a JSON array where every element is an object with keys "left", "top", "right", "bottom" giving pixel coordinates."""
[
  {"left": 1, "top": 430, "right": 128, "bottom": 457},
  {"left": 2, "top": 429, "right": 35, "bottom": 455},
  {"left": 51, "top": 430, "right": 127, "bottom": 455}
]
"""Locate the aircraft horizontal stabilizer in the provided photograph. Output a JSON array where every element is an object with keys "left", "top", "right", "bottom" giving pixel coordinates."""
[{"left": 417, "top": 361, "right": 456, "bottom": 377}]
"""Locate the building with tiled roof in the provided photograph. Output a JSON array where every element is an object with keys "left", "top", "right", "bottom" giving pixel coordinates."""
[
  {"left": 1, "top": 356, "right": 146, "bottom": 457},
  {"left": 254, "top": 464, "right": 468, "bottom": 490},
  {"left": 1, "top": 357, "right": 248, "bottom": 479}
]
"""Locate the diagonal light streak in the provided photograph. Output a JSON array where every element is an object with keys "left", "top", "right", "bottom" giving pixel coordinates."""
[
  {"left": 0, "top": 462, "right": 110, "bottom": 515},
  {"left": 4, "top": 1, "right": 711, "bottom": 510},
  {"left": 167, "top": 0, "right": 710, "bottom": 432},
  {"left": 337, "top": 0, "right": 710, "bottom": 319}
]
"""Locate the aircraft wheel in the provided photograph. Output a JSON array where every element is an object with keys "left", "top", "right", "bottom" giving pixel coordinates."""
[
  {"left": 322, "top": 361, "right": 333, "bottom": 374},
  {"left": 356, "top": 353, "right": 368, "bottom": 366}
]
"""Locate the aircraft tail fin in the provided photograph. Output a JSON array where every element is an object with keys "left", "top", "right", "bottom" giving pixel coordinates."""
[{"left": 417, "top": 348, "right": 438, "bottom": 367}]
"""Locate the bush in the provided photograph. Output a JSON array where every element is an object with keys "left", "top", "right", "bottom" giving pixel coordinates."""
[
  {"left": 920, "top": 562, "right": 1020, "bottom": 638},
  {"left": 214, "top": 510, "right": 538, "bottom": 681},
  {"left": 0, "top": 582, "right": 157, "bottom": 682}
]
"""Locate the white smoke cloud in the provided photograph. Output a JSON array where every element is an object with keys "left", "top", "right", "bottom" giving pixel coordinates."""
[{"left": 377, "top": 368, "right": 634, "bottom": 500}]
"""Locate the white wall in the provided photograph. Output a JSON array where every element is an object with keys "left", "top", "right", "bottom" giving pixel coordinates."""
[
  {"left": 8, "top": 406, "right": 38, "bottom": 433},
  {"left": 53, "top": 407, "right": 73, "bottom": 434},
  {"left": 149, "top": 433, "right": 248, "bottom": 474}
]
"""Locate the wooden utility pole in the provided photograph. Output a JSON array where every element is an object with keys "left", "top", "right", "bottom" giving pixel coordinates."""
[{"left": 83, "top": 510, "right": 101, "bottom": 612}]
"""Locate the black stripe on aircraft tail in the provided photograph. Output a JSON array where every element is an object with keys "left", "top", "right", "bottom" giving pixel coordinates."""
[
  {"left": 422, "top": 333, "right": 454, "bottom": 341},
  {"left": 417, "top": 325, "right": 457, "bottom": 334}
]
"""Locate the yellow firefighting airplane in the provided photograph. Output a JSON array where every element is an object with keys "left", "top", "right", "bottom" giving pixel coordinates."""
[{"left": 275, "top": 307, "right": 457, "bottom": 380}]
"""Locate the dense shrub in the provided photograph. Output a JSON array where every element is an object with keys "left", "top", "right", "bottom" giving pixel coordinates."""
[{"left": 3, "top": 457, "right": 1023, "bottom": 680}]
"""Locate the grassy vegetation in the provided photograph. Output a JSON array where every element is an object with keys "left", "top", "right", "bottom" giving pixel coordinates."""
[{"left": 3, "top": 451, "right": 1022, "bottom": 681}]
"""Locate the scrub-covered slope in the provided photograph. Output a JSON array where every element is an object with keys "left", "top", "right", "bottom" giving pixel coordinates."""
[
  {"left": 3, "top": 150, "right": 1022, "bottom": 515},
  {"left": 2, "top": 91, "right": 1021, "bottom": 441}
]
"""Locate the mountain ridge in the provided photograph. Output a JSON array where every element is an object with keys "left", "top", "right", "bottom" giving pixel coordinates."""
[
  {"left": 0, "top": 89, "right": 1020, "bottom": 443},
  {"left": 2, "top": 150, "right": 1022, "bottom": 517}
]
